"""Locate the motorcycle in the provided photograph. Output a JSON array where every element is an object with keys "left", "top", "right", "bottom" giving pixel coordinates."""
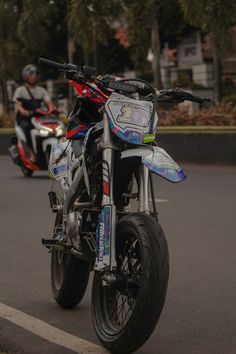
[
  {"left": 9, "top": 107, "right": 65, "bottom": 176},
  {"left": 39, "top": 57, "right": 210, "bottom": 353}
]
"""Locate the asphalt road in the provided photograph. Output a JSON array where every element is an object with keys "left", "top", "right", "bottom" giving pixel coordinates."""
[{"left": 0, "top": 156, "right": 236, "bottom": 354}]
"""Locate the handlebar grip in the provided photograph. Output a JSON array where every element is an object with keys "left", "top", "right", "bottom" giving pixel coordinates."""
[
  {"left": 188, "top": 94, "right": 211, "bottom": 104},
  {"left": 83, "top": 65, "right": 96, "bottom": 77},
  {"left": 38, "top": 57, "right": 78, "bottom": 71},
  {"left": 38, "top": 58, "right": 66, "bottom": 70}
]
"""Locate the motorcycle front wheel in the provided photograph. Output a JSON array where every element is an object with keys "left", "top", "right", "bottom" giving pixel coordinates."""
[{"left": 91, "top": 213, "right": 169, "bottom": 354}]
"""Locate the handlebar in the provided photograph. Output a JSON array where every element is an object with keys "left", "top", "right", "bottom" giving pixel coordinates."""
[
  {"left": 38, "top": 57, "right": 96, "bottom": 79},
  {"left": 38, "top": 58, "right": 211, "bottom": 105},
  {"left": 38, "top": 57, "right": 78, "bottom": 71},
  {"left": 157, "top": 88, "right": 211, "bottom": 104}
]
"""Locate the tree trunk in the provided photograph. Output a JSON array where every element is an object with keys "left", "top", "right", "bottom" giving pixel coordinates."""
[
  {"left": 92, "top": 24, "right": 98, "bottom": 69},
  {"left": 67, "top": 33, "right": 75, "bottom": 112},
  {"left": 1, "top": 79, "right": 8, "bottom": 114},
  {"left": 151, "top": 16, "right": 162, "bottom": 89},
  {"left": 83, "top": 46, "right": 89, "bottom": 66},
  {"left": 212, "top": 37, "right": 221, "bottom": 104}
]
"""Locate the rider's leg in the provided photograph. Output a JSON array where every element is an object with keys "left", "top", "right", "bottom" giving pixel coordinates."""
[{"left": 18, "top": 120, "right": 35, "bottom": 161}]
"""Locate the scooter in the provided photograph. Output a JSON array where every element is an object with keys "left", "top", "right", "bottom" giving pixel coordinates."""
[{"left": 9, "top": 107, "right": 65, "bottom": 176}]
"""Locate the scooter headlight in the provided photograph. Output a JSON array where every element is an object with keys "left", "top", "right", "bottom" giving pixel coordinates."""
[
  {"left": 56, "top": 127, "right": 64, "bottom": 137},
  {"left": 39, "top": 129, "right": 50, "bottom": 137}
]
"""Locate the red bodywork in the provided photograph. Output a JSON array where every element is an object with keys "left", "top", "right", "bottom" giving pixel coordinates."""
[
  {"left": 18, "top": 141, "right": 40, "bottom": 171},
  {"left": 69, "top": 80, "right": 108, "bottom": 104},
  {"left": 18, "top": 108, "right": 61, "bottom": 171},
  {"left": 69, "top": 79, "right": 112, "bottom": 195}
]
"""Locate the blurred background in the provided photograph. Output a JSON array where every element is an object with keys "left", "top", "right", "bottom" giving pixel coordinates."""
[
  {"left": 0, "top": 0, "right": 236, "bottom": 128},
  {"left": 0, "top": 3, "right": 236, "bottom": 354}
]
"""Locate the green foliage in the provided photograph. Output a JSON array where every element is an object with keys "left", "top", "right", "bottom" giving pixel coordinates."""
[
  {"left": 179, "top": 0, "right": 236, "bottom": 54},
  {"left": 222, "top": 93, "right": 236, "bottom": 105},
  {"left": 124, "top": 0, "right": 191, "bottom": 71},
  {"left": 158, "top": 0, "right": 191, "bottom": 46},
  {"left": 18, "top": 0, "right": 66, "bottom": 61},
  {"left": 124, "top": 0, "right": 154, "bottom": 71},
  {"left": 68, "top": 0, "right": 121, "bottom": 54},
  {"left": 0, "top": 0, "right": 22, "bottom": 79}
]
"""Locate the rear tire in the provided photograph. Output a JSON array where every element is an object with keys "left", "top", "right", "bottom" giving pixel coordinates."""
[
  {"left": 91, "top": 213, "right": 169, "bottom": 354},
  {"left": 50, "top": 212, "right": 90, "bottom": 308},
  {"left": 51, "top": 252, "right": 90, "bottom": 308}
]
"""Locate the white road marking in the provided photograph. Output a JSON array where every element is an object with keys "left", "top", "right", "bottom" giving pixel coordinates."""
[
  {"left": 149, "top": 198, "right": 169, "bottom": 203},
  {"left": 0, "top": 302, "right": 108, "bottom": 354}
]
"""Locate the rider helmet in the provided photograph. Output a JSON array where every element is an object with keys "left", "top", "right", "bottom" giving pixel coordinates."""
[{"left": 22, "top": 64, "right": 38, "bottom": 81}]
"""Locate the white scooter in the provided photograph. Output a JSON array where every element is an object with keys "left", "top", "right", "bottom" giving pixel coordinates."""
[{"left": 9, "top": 107, "right": 65, "bottom": 176}]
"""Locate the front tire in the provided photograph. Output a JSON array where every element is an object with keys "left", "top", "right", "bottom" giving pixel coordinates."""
[{"left": 91, "top": 213, "right": 169, "bottom": 354}]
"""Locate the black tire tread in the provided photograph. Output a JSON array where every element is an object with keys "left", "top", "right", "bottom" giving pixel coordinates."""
[
  {"left": 51, "top": 254, "right": 90, "bottom": 309},
  {"left": 92, "top": 213, "right": 169, "bottom": 354}
]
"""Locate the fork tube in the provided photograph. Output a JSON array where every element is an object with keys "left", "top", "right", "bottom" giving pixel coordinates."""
[
  {"left": 138, "top": 165, "right": 150, "bottom": 214},
  {"left": 102, "top": 114, "right": 115, "bottom": 206},
  {"left": 102, "top": 113, "right": 116, "bottom": 270}
]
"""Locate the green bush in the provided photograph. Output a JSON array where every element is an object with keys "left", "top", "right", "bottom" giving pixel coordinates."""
[{"left": 222, "top": 93, "right": 236, "bottom": 105}]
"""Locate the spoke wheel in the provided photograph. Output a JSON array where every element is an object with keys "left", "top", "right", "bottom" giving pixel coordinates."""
[
  {"left": 103, "top": 234, "right": 141, "bottom": 332},
  {"left": 92, "top": 213, "right": 169, "bottom": 354}
]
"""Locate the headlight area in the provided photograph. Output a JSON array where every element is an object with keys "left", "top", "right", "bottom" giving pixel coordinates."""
[
  {"left": 56, "top": 127, "right": 65, "bottom": 137},
  {"left": 39, "top": 129, "right": 50, "bottom": 137},
  {"left": 38, "top": 125, "right": 65, "bottom": 137}
]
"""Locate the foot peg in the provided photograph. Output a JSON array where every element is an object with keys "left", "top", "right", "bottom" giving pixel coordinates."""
[{"left": 42, "top": 238, "right": 60, "bottom": 248}]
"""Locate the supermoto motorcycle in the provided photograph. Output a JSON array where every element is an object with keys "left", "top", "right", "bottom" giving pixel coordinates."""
[
  {"left": 9, "top": 107, "right": 65, "bottom": 176},
  {"left": 39, "top": 57, "right": 210, "bottom": 354}
]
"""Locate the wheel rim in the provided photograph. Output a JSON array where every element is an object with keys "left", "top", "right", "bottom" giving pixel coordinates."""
[
  {"left": 101, "top": 232, "right": 142, "bottom": 334},
  {"left": 52, "top": 251, "right": 65, "bottom": 291}
]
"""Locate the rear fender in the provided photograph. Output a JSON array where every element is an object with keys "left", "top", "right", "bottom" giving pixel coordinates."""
[{"left": 121, "top": 146, "right": 186, "bottom": 183}]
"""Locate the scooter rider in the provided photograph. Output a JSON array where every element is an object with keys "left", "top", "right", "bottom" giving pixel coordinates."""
[{"left": 13, "top": 64, "right": 54, "bottom": 161}]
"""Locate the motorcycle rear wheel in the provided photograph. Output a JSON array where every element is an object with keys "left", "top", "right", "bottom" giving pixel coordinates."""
[
  {"left": 51, "top": 251, "right": 90, "bottom": 308},
  {"left": 51, "top": 213, "right": 90, "bottom": 308},
  {"left": 91, "top": 213, "right": 169, "bottom": 354}
]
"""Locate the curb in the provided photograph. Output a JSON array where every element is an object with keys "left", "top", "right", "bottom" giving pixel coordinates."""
[{"left": 1, "top": 128, "right": 236, "bottom": 164}]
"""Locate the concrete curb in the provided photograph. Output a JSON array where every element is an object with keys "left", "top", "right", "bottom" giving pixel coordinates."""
[
  {"left": 1, "top": 128, "right": 236, "bottom": 164},
  {"left": 157, "top": 132, "right": 236, "bottom": 164}
]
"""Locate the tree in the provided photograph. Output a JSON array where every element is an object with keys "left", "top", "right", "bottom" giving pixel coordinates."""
[
  {"left": 68, "top": 0, "right": 121, "bottom": 69},
  {"left": 18, "top": 0, "right": 60, "bottom": 61},
  {"left": 125, "top": 0, "right": 187, "bottom": 89},
  {"left": 180, "top": 0, "right": 236, "bottom": 103},
  {"left": 0, "top": 0, "right": 22, "bottom": 111}
]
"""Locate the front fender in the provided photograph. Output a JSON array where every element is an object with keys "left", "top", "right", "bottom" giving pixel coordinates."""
[
  {"left": 121, "top": 146, "right": 186, "bottom": 183},
  {"left": 42, "top": 137, "right": 59, "bottom": 152}
]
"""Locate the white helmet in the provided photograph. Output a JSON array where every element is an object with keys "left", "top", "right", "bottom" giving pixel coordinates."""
[{"left": 22, "top": 64, "right": 38, "bottom": 80}]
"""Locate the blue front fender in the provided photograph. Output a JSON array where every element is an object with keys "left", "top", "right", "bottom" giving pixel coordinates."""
[{"left": 121, "top": 146, "right": 186, "bottom": 183}]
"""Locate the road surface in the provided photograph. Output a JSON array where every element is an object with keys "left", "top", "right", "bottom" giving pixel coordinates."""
[{"left": 0, "top": 156, "right": 235, "bottom": 354}]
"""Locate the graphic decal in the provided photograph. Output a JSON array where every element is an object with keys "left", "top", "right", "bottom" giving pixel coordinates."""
[
  {"left": 105, "top": 93, "right": 158, "bottom": 145},
  {"left": 95, "top": 206, "right": 111, "bottom": 270},
  {"left": 142, "top": 146, "right": 186, "bottom": 183}
]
